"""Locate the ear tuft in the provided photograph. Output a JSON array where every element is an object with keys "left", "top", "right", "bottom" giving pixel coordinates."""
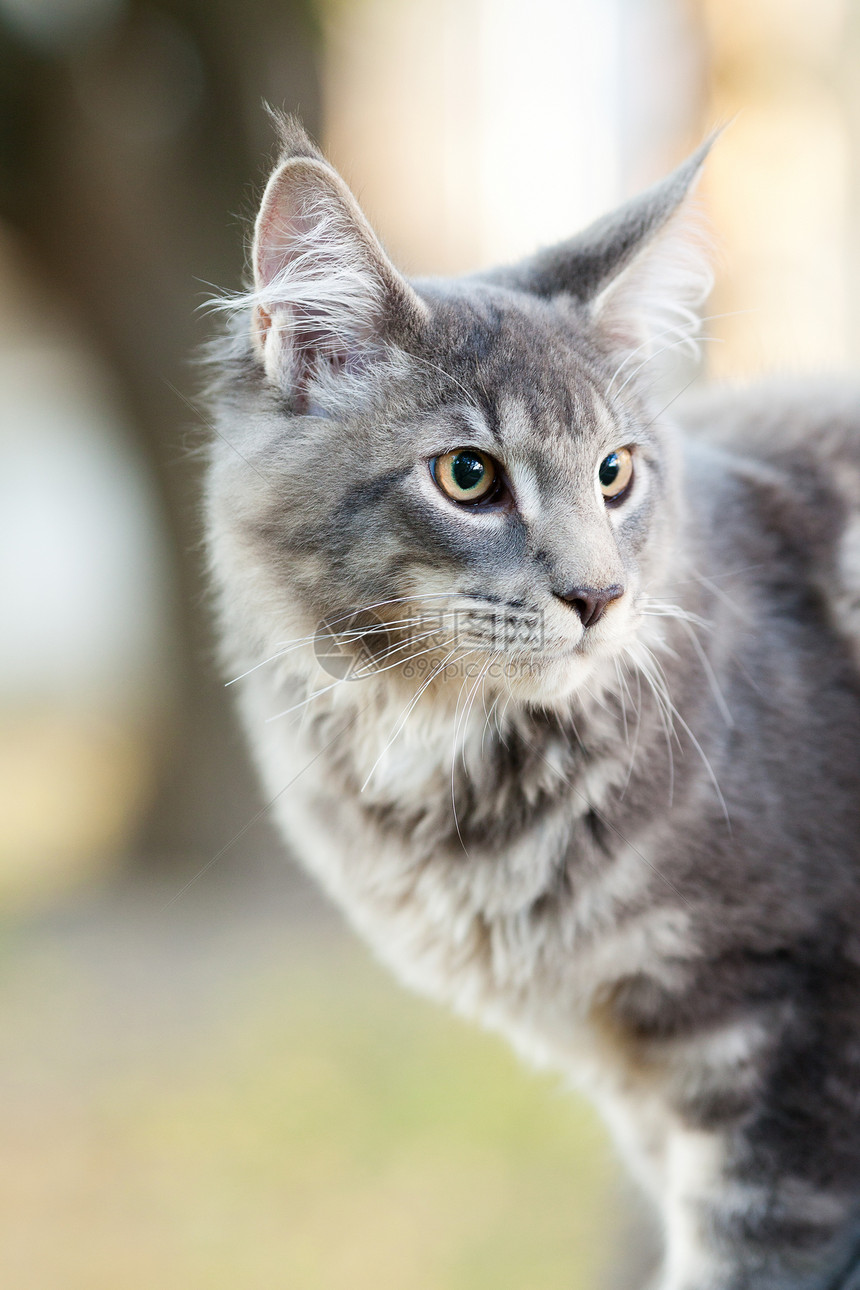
[
  {"left": 210, "top": 127, "right": 426, "bottom": 408},
  {"left": 263, "top": 107, "right": 326, "bottom": 166}
]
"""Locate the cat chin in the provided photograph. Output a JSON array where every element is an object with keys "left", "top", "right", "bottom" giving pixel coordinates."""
[{"left": 479, "top": 649, "right": 606, "bottom": 709}]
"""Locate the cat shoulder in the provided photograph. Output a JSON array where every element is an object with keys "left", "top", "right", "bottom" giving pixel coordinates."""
[{"left": 678, "top": 377, "right": 860, "bottom": 666}]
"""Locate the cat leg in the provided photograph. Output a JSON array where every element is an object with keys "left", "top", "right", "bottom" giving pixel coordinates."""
[{"left": 659, "top": 1125, "right": 860, "bottom": 1290}]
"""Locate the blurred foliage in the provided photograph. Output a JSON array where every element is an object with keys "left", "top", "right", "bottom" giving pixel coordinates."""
[{"left": 0, "top": 0, "right": 324, "bottom": 866}]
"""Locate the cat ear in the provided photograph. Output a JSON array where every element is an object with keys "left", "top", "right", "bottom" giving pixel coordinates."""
[
  {"left": 250, "top": 120, "right": 426, "bottom": 402},
  {"left": 489, "top": 138, "right": 716, "bottom": 362},
  {"left": 585, "top": 147, "right": 714, "bottom": 360}
]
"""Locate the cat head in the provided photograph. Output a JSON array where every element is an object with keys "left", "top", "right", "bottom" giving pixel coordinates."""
[{"left": 206, "top": 117, "right": 712, "bottom": 711}]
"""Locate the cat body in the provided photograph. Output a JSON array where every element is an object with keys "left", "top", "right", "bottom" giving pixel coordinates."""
[{"left": 206, "top": 120, "right": 860, "bottom": 1288}]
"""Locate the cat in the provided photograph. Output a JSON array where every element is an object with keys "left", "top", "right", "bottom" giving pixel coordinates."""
[{"left": 204, "top": 115, "right": 860, "bottom": 1290}]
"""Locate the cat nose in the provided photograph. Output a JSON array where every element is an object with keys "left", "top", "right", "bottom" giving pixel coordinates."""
[{"left": 555, "top": 584, "right": 624, "bottom": 627}]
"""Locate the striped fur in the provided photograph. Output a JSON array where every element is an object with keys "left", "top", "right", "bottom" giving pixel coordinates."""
[{"left": 205, "top": 120, "right": 860, "bottom": 1289}]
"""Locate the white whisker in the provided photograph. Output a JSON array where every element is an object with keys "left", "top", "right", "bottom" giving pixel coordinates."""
[
  {"left": 620, "top": 655, "right": 644, "bottom": 798},
  {"left": 626, "top": 640, "right": 677, "bottom": 806},
  {"left": 450, "top": 651, "right": 481, "bottom": 852},
  {"left": 605, "top": 309, "right": 752, "bottom": 397},
  {"left": 460, "top": 660, "right": 492, "bottom": 780},
  {"left": 613, "top": 333, "right": 723, "bottom": 401},
  {"left": 359, "top": 642, "right": 464, "bottom": 792},
  {"left": 627, "top": 640, "right": 731, "bottom": 830}
]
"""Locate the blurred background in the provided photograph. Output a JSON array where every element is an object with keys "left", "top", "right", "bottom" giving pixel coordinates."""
[{"left": 0, "top": 0, "right": 858, "bottom": 1286}]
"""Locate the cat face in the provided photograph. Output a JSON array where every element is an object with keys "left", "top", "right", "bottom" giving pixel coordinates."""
[{"left": 207, "top": 120, "right": 711, "bottom": 710}]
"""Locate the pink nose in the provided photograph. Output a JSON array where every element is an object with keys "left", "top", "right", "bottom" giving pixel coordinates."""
[{"left": 555, "top": 584, "right": 624, "bottom": 627}]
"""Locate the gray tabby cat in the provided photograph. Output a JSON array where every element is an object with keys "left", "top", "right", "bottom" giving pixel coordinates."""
[{"left": 205, "top": 117, "right": 860, "bottom": 1290}]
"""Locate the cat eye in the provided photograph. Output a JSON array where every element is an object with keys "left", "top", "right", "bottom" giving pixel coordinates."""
[
  {"left": 432, "top": 449, "right": 500, "bottom": 505},
  {"left": 598, "top": 447, "right": 634, "bottom": 502}
]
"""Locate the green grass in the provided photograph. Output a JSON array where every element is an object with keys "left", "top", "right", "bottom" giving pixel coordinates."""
[{"left": 0, "top": 905, "right": 618, "bottom": 1290}]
